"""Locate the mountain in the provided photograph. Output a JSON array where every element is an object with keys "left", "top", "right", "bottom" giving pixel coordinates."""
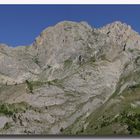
[{"left": 0, "top": 21, "right": 140, "bottom": 135}]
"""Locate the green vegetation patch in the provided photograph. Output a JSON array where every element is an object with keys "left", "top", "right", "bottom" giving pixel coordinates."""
[
  {"left": 30, "top": 81, "right": 47, "bottom": 89},
  {"left": 25, "top": 80, "right": 47, "bottom": 93},
  {"left": 128, "top": 48, "right": 134, "bottom": 53},
  {"left": 118, "top": 110, "right": 140, "bottom": 135},
  {"left": 25, "top": 78, "right": 65, "bottom": 93},
  {"left": 3, "top": 122, "right": 12, "bottom": 130},
  {"left": 47, "top": 79, "right": 64, "bottom": 89},
  {"left": 84, "top": 83, "right": 140, "bottom": 135},
  {"left": 0, "top": 102, "right": 28, "bottom": 116},
  {"left": 63, "top": 80, "right": 140, "bottom": 135},
  {"left": 64, "top": 59, "right": 73, "bottom": 69}
]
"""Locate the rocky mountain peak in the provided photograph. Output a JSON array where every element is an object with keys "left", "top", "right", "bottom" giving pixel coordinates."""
[
  {"left": 0, "top": 21, "right": 140, "bottom": 135},
  {"left": 100, "top": 21, "right": 132, "bottom": 33},
  {"left": 97, "top": 21, "right": 140, "bottom": 52}
]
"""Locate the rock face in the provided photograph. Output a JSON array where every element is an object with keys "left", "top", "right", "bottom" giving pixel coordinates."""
[{"left": 0, "top": 21, "right": 140, "bottom": 135}]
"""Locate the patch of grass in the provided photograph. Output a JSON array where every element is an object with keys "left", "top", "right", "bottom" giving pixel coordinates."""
[
  {"left": 63, "top": 68, "right": 140, "bottom": 135},
  {"left": 117, "top": 110, "right": 140, "bottom": 135},
  {"left": 31, "top": 81, "right": 47, "bottom": 89},
  {"left": 0, "top": 104, "right": 13, "bottom": 116},
  {"left": 25, "top": 79, "right": 64, "bottom": 91},
  {"left": 83, "top": 81, "right": 140, "bottom": 135},
  {"left": 0, "top": 102, "right": 28, "bottom": 116},
  {"left": 25, "top": 80, "right": 47, "bottom": 93},
  {"left": 64, "top": 59, "right": 73, "bottom": 69},
  {"left": 89, "top": 56, "right": 96, "bottom": 63},
  {"left": 47, "top": 79, "right": 64, "bottom": 89},
  {"left": 128, "top": 48, "right": 134, "bottom": 53},
  {"left": 47, "top": 79, "right": 59, "bottom": 85},
  {"left": 122, "top": 83, "right": 140, "bottom": 102},
  {"left": 84, "top": 56, "right": 97, "bottom": 67}
]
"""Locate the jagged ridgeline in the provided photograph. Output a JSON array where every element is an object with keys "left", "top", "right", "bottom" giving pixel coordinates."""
[{"left": 0, "top": 21, "right": 140, "bottom": 135}]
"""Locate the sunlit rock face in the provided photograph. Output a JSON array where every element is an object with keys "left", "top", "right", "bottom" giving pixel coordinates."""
[{"left": 0, "top": 21, "right": 140, "bottom": 135}]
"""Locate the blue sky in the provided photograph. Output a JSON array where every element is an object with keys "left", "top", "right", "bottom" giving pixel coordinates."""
[{"left": 0, "top": 5, "right": 140, "bottom": 47}]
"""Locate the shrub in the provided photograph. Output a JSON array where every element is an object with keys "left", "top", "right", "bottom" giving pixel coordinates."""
[
  {"left": 60, "top": 127, "right": 64, "bottom": 132},
  {"left": 0, "top": 104, "right": 14, "bottom": 116},
  {"left": 3, "top": 122, "right": 11, "bottom": 130}
]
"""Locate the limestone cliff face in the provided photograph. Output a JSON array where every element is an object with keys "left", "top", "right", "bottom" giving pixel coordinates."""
[{"left": 0, "top": 21, "right": 140, "bottom": 135}]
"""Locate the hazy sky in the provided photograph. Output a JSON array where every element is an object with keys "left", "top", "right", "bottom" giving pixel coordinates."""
[{"left": 0, "top": 5, "right": 140, "bottom": 47}]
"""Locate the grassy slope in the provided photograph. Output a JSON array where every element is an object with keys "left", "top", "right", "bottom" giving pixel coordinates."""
[
  {"left": 67, "top": 82, "right": 140, "bottom": 135},
  {"left": 62, "top": 61, "right": 140, "bottom": 135}
]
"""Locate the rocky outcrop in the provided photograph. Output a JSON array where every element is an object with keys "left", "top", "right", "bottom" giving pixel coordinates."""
[{"left": 0, "top": 21, "right": 140, "bottom": 135}]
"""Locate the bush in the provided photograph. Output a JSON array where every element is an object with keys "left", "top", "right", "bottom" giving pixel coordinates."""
[
  {"left": 120, "top": 111, "right": 140, "bottom": 135},
  {"left": 60, "top": 127, "right": 64, "bottom": 132},
  {"left": 3, "top": 122, "right": 11, "bottom": 130},
  {"left": 0, "top": 104, "right": 13, "bottom": 116}
]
